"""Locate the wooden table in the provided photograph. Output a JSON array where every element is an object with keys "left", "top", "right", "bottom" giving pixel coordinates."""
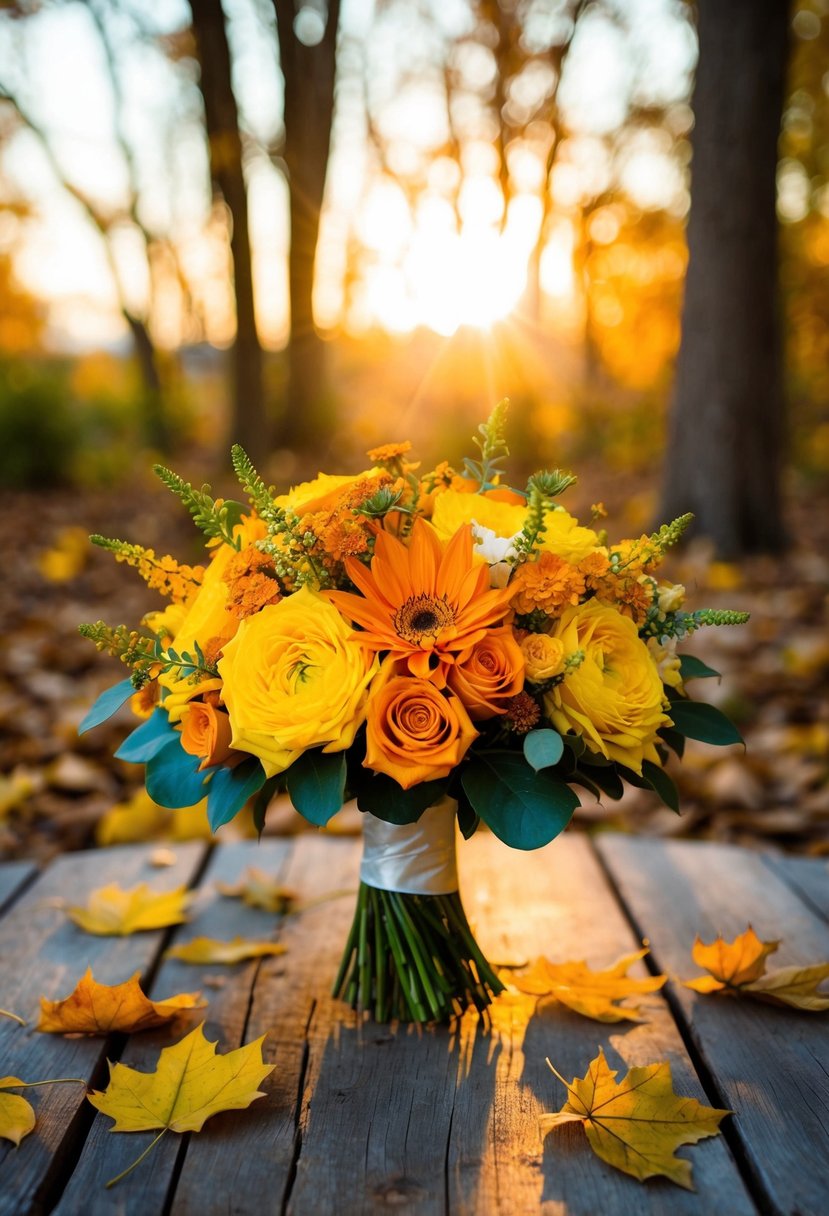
[{"left": 1, "top": 832, "right": 827, "bottom": 1215}]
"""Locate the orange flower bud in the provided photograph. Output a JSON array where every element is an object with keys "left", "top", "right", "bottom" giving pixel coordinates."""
[
  {"left": 447, "top": 628, "right": 525, "bottom": 720},
  {"left": 179, "top": 702, "right": 239, "bottom": 771}
]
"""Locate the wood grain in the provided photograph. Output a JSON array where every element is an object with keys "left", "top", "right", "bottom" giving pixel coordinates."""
[
  {"left": 597, "top": 833, "right": 829, "bottom": 1216},
  {"left": 763, "top": 853, "right": 829, "bottom": 922},
  {"left": 0, "top": 843, "right": 206, "bottom": 1216},
  {"left": 52, "top": 839, "right": 294, "bottom": 1216},
  {"left": 0, "top": 860, "right": 36, "bottom": 914},
  {"left": 443, "top": 831, "right": 755, "bottom": 1216}
]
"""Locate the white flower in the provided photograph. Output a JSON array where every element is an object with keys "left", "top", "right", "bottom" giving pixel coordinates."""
[{"left": 470, "top": 522, "right": 522, "bottom": 588}]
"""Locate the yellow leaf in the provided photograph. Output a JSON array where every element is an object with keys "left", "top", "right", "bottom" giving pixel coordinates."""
[
  {"left": 683, "top": 927, "right": 829, "bottom": 1011},
  {"left": 0, "top": 1076, "right": 87, "bottom": 1146},
  {"left": 540, "top": 1049, "right": 729, "bottom": 1189},
  {"left": 512, "top": 949, "right": 666, "bottom": 1022},
  {"left": 688, "top": 926, "right": 780, "bottom": 990},
  {"left": 67, "top": 883, "right": 190, "bottom": 935},
  {"left": 0, "top": 1080, "right": 35, "bottom": 1146},
  {"left": 96, "top": 790, "right": 213, "bottom": 846},
  {"left": 217, "top": 868, "right": 295, "bottom": 915},
  {"left": 88, "top": 1024, "right": 274, "bottom": 1186},
  {"left": 742, "top": 963, "right": 829, "bottom": 1011},
  {"left": 37, "top": 968, "right": 205, "bottom": 1035},
  {"left": 164, "top": 937, "right": 287, "bottom": 965}
]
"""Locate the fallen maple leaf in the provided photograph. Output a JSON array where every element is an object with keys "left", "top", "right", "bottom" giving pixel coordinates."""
[
  {"left": 37, "top": 968, "right": 205, "bottom": 1035},
  {"left": 512, "top": 949, "right": 666, "bottom": 1022},
  {"left": 216, "top": 868, "right": 295, "bottom": 914},
  {"left": 540, "top": 1048, "right": 729, "bottom": 1189},
  {"left": 88, "top": 1023, "right": 274, "bottom": 1186},
  {"left": 164, "top": 936, "right": 287, "bottom": 964},
  {"left": 683, "top": 927, "right": 829, "bottom": 1011},
  {"left": 67, "top": 882, "right": 190, "bottom": 935},
  {"left": 1, "top": 1076, "right": 87, "bottom": 1146}
]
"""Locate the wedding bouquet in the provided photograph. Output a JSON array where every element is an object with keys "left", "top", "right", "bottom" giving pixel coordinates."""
[{"left": 79, "top": 402, "right": 747, "bottom": 1023}]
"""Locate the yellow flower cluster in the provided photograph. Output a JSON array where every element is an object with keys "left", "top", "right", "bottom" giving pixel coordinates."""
[{"left": 114, "top": 545, "right": 204, "bottom": 604}]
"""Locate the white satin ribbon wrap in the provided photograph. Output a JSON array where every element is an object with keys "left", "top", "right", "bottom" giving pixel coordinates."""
[{"left": 360, "top": 799, "right": 459, "bottom": 895}]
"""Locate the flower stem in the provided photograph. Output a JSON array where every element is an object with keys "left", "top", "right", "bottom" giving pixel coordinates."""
[{"left": 332, "top": 884, "right": 503, "bottom": 1024}]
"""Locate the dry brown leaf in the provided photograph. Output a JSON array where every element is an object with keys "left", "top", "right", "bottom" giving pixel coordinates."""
[
  {"left": 541, "top": 1048, "right": 730, "bottom": 1189},
  {"left": 67, "top": 882, "right": 190, "bottom": 935},
  {"left": 37, "top": 968, "right": 205, "bottom": 1035},
  {"left": 511, "top": 949, "right": 666, "bottom": 1022}
]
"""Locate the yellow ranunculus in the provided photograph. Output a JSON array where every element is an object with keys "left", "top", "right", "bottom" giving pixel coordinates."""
[
  {"left": 544, "top": 601, "right": 670, "bottom": 774},
  {"left": 274, "top": 471, "right": 376, "bottom": 516},
  {"left": 539, "top": 509, "right": 603, "bottom": 564},
  {"left": 430, "top": 489, "right": 527, "bottom": 544},
  {"left": 218, "top": 585, "right": 378, "bottom": 777}
]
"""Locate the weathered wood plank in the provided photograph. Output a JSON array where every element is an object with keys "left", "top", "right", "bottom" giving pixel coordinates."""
[
  {"left": 444, "top": 831, "right": 756, "bottom": 1216},
  {"left": 52, "top": 839, "right": 294, "bottom": 1216},
  {"left": 763, "top": 853, "right": 829, "bottom": 922},
  {"left": 597, "top": 833, "right": 829, "bottom": 1216},
  {"left": 0, "top": 860, "right": 36, "bottom": 913},
  {"left": 0, "top": 843, "right": 207, "bottom": 1216},
  {"left": 168, "top": 833, "right": 362, "bottom": 1215}
]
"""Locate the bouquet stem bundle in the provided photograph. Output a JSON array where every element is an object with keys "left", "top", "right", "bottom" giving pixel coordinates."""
[{"left": 332, "top": 883, "right": 504, "bottom": 1023}]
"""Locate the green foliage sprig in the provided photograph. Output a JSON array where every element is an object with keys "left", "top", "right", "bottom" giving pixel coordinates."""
[
  {"left": 514, "top": 469, "right": 577, "bottom": 560},
  {"left": 641, "top": 607, "right": 751, "bottom": 643},
  {"left": 463, "top": 398, "right": 512, "bottom": 491},
  {"left": 153, "top": 464, "right": 245, "bottom": 549},
  {"left": 230, "top": 445, "right": 278, "bottom": 522},
  {"left": 78, "top": 621, "right": 219, "bottom": 689}
]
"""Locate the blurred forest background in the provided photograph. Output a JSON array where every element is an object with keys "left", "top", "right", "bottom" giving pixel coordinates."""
[{"left": 0, "top": 0, "right": 827, "bottom": 862}]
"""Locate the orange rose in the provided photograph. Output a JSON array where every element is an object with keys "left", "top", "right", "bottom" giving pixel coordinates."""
[
  {"left": 364, "top": 672, "right": 478, "bottom": 789},
  {"left": 447, "top": 628, "right": 525, "bottom": 720},
  {"left": 179, "top": 702, "right": 239, "bottom": 771}
]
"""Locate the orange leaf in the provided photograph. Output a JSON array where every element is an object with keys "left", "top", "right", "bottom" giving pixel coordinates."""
[
  {"left": 512, "top": 949, "right": 666, "bottom": 1022},
  {"left": 37, "top": 968, "right": 205, "bottom": 1035},
  {"left": 689, "top": 926, "right": 779, "bottom": 989}
]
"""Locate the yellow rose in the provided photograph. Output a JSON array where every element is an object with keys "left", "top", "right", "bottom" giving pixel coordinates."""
[
  {"left": 539, "top": 509, "right": 603, "bottom": 564},
  {"left": 364, "top": 668, "right": 478, "bottom": 789},
  {"left": 520, "top": 633, "right": 566, "bottom": 683},
  {"left": 274, "top": 471, "right": 377, "bottom": 516},
  {"left": 430, "top": 489, "right": 527, "bottom": 545},
  {"left": 543, "top": 601, "right": 671, "bottom": 773},
  {"left": 218, "top": 586, "right": 378, "bottom": 777}
]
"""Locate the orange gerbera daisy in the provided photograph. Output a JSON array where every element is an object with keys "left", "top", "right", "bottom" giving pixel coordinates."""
[{"left": 327, "top": 519, "right": 514, "bottom": 684}]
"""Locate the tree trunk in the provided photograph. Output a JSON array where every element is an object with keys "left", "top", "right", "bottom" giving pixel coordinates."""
[
  {"left": 189, "top": 0, "right": 267, "bottom": 462},
  {"left": 124, "top": 312, "right": 169, "bottom": 451},
  {"left": 273, "top": 0, "right": 341, "bottom": 452},
  {"left": 661, "top": 0, "right": 790, "bottom": 556}
]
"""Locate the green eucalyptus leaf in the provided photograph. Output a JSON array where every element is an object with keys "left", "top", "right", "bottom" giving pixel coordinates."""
[
  {"left": 669, "top": 699, "right": 744, "bottom": 746},
  {"left": 285, "top": 749, "right": 346, "bottom": 826},
  {"left": 462, "top": 753, "right": 578, "bottom": 850},
  {"left": 678, "top": 654, "right": 721, "bottom": 681},
  {"left": 207, "top": 759, "right": 267, "bottom": 832},
  {"left": 523, "top": 728, "right": 564, "bottom": 771}
]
